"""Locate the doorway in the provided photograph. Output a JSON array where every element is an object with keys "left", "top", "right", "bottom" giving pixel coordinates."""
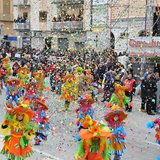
[
  {"left": 75, "top": 42, "right": 84, "bottom": 50},
  {"left": 58, "top": 38, "right": 69, "bottom": 51}
]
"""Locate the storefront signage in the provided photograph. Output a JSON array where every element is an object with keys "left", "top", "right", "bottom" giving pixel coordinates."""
[
  {"left": 129, "top": 51, "right": 160, "bottom": 56},
  {"left": 129, "top": 38, "right": 160, "bottom": 47}
]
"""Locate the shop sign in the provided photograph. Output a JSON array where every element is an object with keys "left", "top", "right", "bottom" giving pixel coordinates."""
[{"left": 129, "top": 38, "right": 160, "bottom": 47}]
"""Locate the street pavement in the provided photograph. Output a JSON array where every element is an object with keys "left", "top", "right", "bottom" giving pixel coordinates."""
[{"left": 0, "top": 77, "right": 159, "bottom": 160}]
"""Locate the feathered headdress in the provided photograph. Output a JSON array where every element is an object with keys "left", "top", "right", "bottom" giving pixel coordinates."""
[{"left": 79, "top": 115, "right": 112, "bottom": 139}]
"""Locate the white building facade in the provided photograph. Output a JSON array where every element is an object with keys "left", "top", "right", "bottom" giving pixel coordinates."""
[
  {"left": 12, "top": 0, "right": 110, "bottom": 50},
  {"left": 13, "top": 0, "right": 160, "bottom": 54}
]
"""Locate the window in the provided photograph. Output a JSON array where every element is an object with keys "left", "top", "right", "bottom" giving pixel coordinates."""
[
  {"left": 39, "top": 11, "right": 47, "bottom": 22},
  {"left": 23, "top": 12, "right": 28, "bottom": 18},
  {"left": 3, "top": 0, "right": 10, "bottom": 14}
]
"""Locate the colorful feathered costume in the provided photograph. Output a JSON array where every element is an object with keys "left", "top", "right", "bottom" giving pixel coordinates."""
[
  {"left": 76, "top": 93, "right": 95, "bottom": 133},
  {"left": 104, "top": 105, "right": 128, "bottom": 160},
  {"left": 74, "top": 116, "right": 113, "bottom": 160},
  {"left": 2, "top": 56, "right": 12, "bottom": 80},
  {"left": 17, "top": 65, "right": 30, "bottom": 87},
  {"left": 61, "top": 73, "right": 76, "bottom": 111},
  {"left": 0, "top": 67, "right": 6, "bottom": 93},
  {"left": 109, "top": 83, "right": 129, "bottom": 108},
  {"left": 32, "top": 70, "right": 46, "bottom": 95},
  {"left": 6, "top": 78, "right": 22, "bottom": 109},
  {"left": 0, "top": 104, "right": 37, "bottom": 160},
  {"left": 32, "top": 100, "right": 50, "bottom": 145},
  {"left": 75, "top": 67, "right": 84, "bottom": 99},
  {"left": 146, "top": 117, "right": 160, "bottom": 144},
  {"left": 83, "top": 69, "right": 94, "bottom": 90},
  {"left": 23, "top": 79, "right": 39, "bottom": 110},
  {"left": 146, "top": 117, "right": 160, "bottom": 160}
]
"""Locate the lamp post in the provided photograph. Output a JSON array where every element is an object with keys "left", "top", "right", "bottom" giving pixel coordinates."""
[
  {"left": 144, "top": 0, "right": 147, "bottom": 36},
  {"left": 90, "top": 0, "right": 93, "bottom": 31},
  {"left": 107, "top": 0, "right": 112, "bottom": 51}
]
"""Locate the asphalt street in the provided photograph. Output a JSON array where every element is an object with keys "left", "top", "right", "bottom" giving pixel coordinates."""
[{"left": 0, "top": 77, "right": 159, "bottom": 160}]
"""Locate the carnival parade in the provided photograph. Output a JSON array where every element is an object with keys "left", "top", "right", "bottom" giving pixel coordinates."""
[{"left": 0, "top": 0, "right": 160, "bottom": 159}]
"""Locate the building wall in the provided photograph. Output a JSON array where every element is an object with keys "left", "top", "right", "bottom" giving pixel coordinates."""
[
  {"left": 0, "top": 0, "right": 15, "bottom": 36},
  {"left": 13, "top": 0, "right": 160, "bottom": 50}
]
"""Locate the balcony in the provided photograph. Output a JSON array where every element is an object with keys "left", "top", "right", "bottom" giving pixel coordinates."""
[
  {"left": 0, "top": 13, "right": 13, "bottom": 21},
  {"left": 13, "top": 23, "right": 30, "bottom": 30},
  {"left": 13, "top": 0, "right": 30, "bottom": 6},
  {"left": 51, "top": 21, "right": 83, "bottom": 32},
  {"left": 54, "top": 0, "right": 84, "bottom": 4}
]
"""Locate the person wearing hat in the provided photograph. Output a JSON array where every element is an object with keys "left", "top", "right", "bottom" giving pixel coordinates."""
[
  {"left": 75, "top": 94, "right": 95, "bottom": 137},
  {"left": 83, "top": 69, "right": 94, "bottom": 91},
  {"left": 74, "top": 115, "right": 113, "bottom": 160},
  {"left": 104, "top": 105, "right": 128, "bottom": 160},
  {"left": 17, "top": 65, "right": 30, "bottom": 87},
  {"left": 33, "top": 99, "right": 50, "bottom": 145},
  {"left": 2, "top": 56, "right": 12, "bottom": 81},
  {"left": 6, "top": 78, "right": 22, "bottom": 109},
  {"left": 146, "top": 117, "right": 160, "bottom": 160},
  {"left": 75, "top": 66, "right": 84, "bottom": 99},
  {"left": 61, "top": 73, "right": 76, "bottom": 111},
  {"left": 0, "top": 63, "right": 7, "bottom": 91},
  {"left": 12, "top": 61, "right": 20, "bottom": 77},
  {"left": 108, "top": 82, "right": 129, "bottom": 109},
  {"left": 0, "top": 104, "right": 37, "bottom": 160},
  {"left": 32, "top": 70, "right": 46, "bottom": 96}
]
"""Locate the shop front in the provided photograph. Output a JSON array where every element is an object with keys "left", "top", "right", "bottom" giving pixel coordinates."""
[{"left": 128, "top": 37, "right": 160, "bottom": 56}]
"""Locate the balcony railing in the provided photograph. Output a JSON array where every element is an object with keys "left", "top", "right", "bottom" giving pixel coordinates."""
[
  {"left": 0, "top": 13, "right": 13, "bottom": 21},
  {"left": 51, "top": 21, "right": 83, "bottom": 32},
  {"left": 54, "top": 0, "right": 84, "bottom": 4},
  {"left": 13, "top": 23, "right": 30, "bottom": 30},
  {"left": 13, "top": 0, "right": 30, "bottom": 6}
]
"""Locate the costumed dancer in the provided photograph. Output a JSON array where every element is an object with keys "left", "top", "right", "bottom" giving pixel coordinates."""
[
  {"left": 75, "top": 66, "right": 84, "bottom": 99},
  {"left": 74, "top": 115, "right": 113, "bottom": 160},
  {"left": 12, "top": 61, "right": 20, "bottom": 77},
  {"left": 106, "top": 83, "right": 129, "bottom": 109},
  {"left": 0, "top": 103, "right": 37, "bottom": 160},
  {"left": 146, "top": 117, "right": 160, "bottom": 160},
  {"left": 32, "top": 70, "right": 46, "bottom": 96},
  {"left": 33, "top": 100, "right": 50, "bottom": 145},
  {"left": 6, "top": 78, "right": 22, "bottom": 109},
  {"left": 61, "top": 73, "right": 76, "bottom": 111},
  {"left": 104, "top": 105, "right": 128, "bottom": 160},
  {"left": 0, "top": 66, "right": 6, "bottom": 93},
  {"left": 23, "top": 78, "right": 39, "bottom": 109},
  {"left": 75, "top": 93, "right": 95, "bottom": 140},
  {"left": 83, "top": 69, "right": 98, "bottom": 100},
  {"left": 2, "top": 56, "right": 12, "bottom": 81},
  {"left": 17, "top": 65, "right": 30, "bottom": 88},
  {"left": 83, "top": 69, "right": 94, "bottom": 91},
  {"left": 123, "top": 72, "right": 136, "bottom": 112}
]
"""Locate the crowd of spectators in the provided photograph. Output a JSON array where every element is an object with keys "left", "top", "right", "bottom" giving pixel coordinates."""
[
  {"left": 52, "top": 13, "right": 83, "bottom": 22},
  {"left": 14, "top": 15, "right": 29, "bottom": 23}
]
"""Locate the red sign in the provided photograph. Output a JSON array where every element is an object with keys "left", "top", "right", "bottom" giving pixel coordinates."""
[
  {"left": 129, "top": 51, "right": 160, "bottom": 56},
  {"left": 129, "top": 39, "right": 160, "bottom": 47}
]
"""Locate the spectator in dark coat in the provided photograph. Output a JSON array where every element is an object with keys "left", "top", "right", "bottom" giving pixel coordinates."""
[
  {"left": 145, "top": 74, "right": 157, "bottom": 115},
  {"left": 140, "top": 78, "right": 147, "bottom": 112}
]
